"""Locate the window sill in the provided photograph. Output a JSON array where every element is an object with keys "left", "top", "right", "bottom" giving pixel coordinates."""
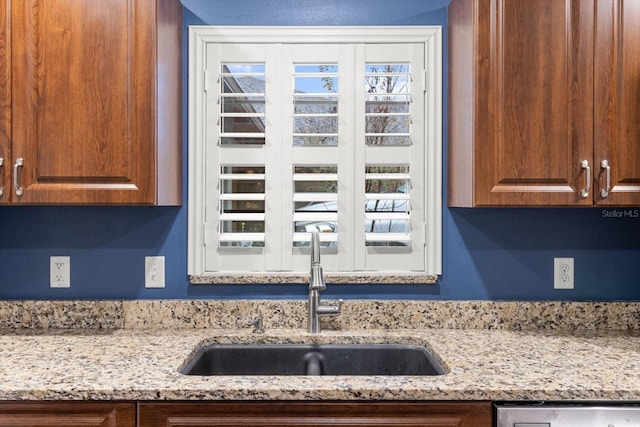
[{"left": 189, "top": 273, "right": 438, "bottom": 285}]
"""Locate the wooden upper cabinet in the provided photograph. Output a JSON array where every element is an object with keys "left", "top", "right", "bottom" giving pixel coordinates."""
[
  {"left": 594, "top": 0, "right": 640, "bottom": 206},
  {"left": 1, "top": 0, "right": 182, "bottom": 205},
  {"left": 0, "top": 1, "right": 9, "bottom": 204},
  {"left": 449, "top": 0, "right": 595, "bottom": 207},
  {"left": 448, "top": 0, "right": 640, "bottom": 207}
]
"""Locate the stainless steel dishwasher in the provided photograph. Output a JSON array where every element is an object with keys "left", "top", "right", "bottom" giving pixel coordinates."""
[{"left": 495, "top": 403, "right": 640, "bottom": 426}]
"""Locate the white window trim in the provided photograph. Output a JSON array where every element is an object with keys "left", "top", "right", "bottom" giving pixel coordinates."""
[{"left": 188, "top": 26, "right": 442, "bottom": 283}]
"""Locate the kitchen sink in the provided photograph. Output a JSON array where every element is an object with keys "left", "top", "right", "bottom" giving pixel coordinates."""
[{"left": 180, "top": 343, "right": 447, "bottom": 376}]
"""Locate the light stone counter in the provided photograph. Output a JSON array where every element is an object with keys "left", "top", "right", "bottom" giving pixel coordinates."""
[{"left": 0, "top": 300, "right": 638, "bottom": 402}]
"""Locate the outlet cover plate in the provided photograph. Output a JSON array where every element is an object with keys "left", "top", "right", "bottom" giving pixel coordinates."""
[
  {"left": 554, "top": 257, "right": 574, "bottom": 289},
  {"left": 50, "top": 256, "right": 71, "bottom": 288}
]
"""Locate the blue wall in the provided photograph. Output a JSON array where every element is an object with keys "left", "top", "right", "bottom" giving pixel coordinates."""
[{"left": 0, "top": 0, "right": 638, "bottom": 301}]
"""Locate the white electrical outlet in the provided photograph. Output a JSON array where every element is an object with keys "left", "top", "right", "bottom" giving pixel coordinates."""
[
  {"left": 145, "top": 256, "right": 165, "bottom": 288},
  {"left": 50, "top": 256, "right": 71, "bottom": 288},
  {"left": 554, "top": 257, "right": 574, "bottom": 289}
]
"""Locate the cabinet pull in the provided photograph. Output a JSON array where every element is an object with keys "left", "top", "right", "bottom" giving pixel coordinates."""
[
  {"left": 0, "top": 157, "right": 3, "bottom": 196},
  {"left": 13, "top": 157, "right": 23, "bottom": 196},
  {"left": 580, "top": 160, "right": 590, "bottom": 198},
  {"left": 600, "top": 159, "right": 611, "bottom": 198}
]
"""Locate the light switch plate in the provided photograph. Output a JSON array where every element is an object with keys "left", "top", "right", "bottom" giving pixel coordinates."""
[{"left": 145, "top": 256, "right": 165, "bottom": 288}]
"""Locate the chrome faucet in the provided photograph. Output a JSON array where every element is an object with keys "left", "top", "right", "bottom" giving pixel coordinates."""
[{"left": 307, "top": 229, "right": 342, "bottom": 333}]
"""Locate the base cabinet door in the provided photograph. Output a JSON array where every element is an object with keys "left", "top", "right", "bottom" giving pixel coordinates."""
[
  {"left": 138, "top": 401, "right": 492, "bottom": 427},
  {"left": 0, "top": 402, "right": 135, "bottom": 427}
]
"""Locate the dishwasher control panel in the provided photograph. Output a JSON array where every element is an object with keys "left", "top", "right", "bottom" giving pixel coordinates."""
[{"left": 496, "top": 404, "right": 640, "bottom": 427}]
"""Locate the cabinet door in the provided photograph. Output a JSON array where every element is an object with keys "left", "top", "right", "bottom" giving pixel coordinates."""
[
  {"left": 0, "top": 402, "right": 135, "bottom": 427},
  {"left": 9, "top": 0, "right": 180, "bottom": 205},
  {"left": 594, "top": 0, "right": 640, "bottom": 206},
  {"left": 138, "top": 401, "right": 492, "bottom": 427},
  {"left": 0, "top": 0, "right": 8, "bottom": 205},
  {"left": 449, "top": 0, "right": 595, "bottom": 206}
]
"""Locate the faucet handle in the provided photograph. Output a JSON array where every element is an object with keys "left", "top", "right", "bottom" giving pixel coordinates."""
[
  {"left": 247, "top": 314, "right": 264, "bottom": 333},
  {"left": 317, "top": 298, "right": 343, "bottom": 315}
]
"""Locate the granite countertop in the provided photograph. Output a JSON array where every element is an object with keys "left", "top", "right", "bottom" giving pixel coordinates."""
[{"left": 0, "top": 327, "right": 638, "bottom": 402}]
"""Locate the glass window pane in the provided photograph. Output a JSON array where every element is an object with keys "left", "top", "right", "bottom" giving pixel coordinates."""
[
  {"left": 294, "top": 116, "right": 338, "bottom": 135},
  {"left": 221, "top": 63, "right": 266, "bottom": 146},
  {"left": 365, "top": 94, "right": 409, "bottom": 114},
  {"left": 365, "top": 64, "right": 411, "bottom": 146},
  {"left": 365, "top": 64, "right": 410, "bottom": 93},
  {"left": 223, "top": 116, "right": 265, "bottom": 134},
  {"left": 294, "top": 166, "right": 338, "bottom": 193},
  {"left": 366, "top": 135, "right": 410, "bottom": 145},
  {"left": 293, "top": 165, "right": 338, "bottom": 247},
  {"left": 222, "top": 97, "right": 265, "bottom": 114},
  {"left": 221, "top": 137, "right": 266, "bottom": 145},
  {"left": 220, "top": 166, "right": 265, "bottom": 194},
  {"left": 365, "top": 116, "right": 410, "bottom": 134},
  {"left": 220, "top": 166, "right": 265, "bottom": 247},
  {"left": 224, "top": 64, "right": 266, "bottom": 74},
  {"left": 294, "top": 98, "right": 337, "bottom": 115},
  {"left": 365, "top": 165, "right": 410, "bottom": 246},
  {"left": 220, "top": 220, "right": 264, "bottom": 233},
  {"left": 294, "top": 64, "right": 339, "bottom": 93},
  {"left": 293, "top": 64, "right": 338, "bottom": 147},
  {"left": 293, "top": 135, "right": 338, "bottom": 146}
]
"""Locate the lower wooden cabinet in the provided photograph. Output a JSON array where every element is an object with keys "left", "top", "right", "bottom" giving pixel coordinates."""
[
  {"left": 0, "top": 401, "right": 135, "bottom": 427},
  {"left": 137, "top": 401, "right": 492, "bottom": 427},
  {"left": 0, "top": 401, "right": 492, "bottom": 426}
]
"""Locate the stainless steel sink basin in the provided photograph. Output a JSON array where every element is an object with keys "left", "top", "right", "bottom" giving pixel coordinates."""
[{"left": 181, "top": 343, "right": 447, "bottom": 376}]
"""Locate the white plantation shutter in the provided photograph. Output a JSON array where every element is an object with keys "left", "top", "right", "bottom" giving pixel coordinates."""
[
  {"left": 189, "top": 27, "right": 442, "bottom": 277},
  {"left": 292, "top": 168, "right": 338, "bottom": 244},
  {"left": 218, "top": 167, "right": 266, "bottom": 245},
  {"left": 364, "top": 169, "right": 411, "bottom": 245},
  {"left": 219, "top": 64, "right": 266, "bottom": 145},
  {"left": 292, "top": 64, "right": 339, "bottom": 146}
]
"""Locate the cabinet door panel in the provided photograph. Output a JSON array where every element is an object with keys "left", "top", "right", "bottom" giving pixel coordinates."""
[
  {"left": 449, "top": 0, "right": 595, "bottom": 206},
  {"left": 138, "top": 402, "right": 492, "bottom": 427},
  {"left": 595, "top": 0, "right": 640, "bottom": 206},
  {"left": 0, "top": 402, "right": 135, "bottom": 427},
  {"left": 10, "top": 0, "right": 156, "bottom": 204},
  {"left": 475, "top": 0, "right": 594, "bottom": 206},
  {"left": 0, "top": 0, "right": 9, "bottom": 204}
]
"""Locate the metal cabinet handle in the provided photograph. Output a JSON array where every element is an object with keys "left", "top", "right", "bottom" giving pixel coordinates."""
[
  {"left": 580, "top": 160, "right": 590, "bottom": 198},
  {"left": 13, "top": 157, "right": 23, "bottom": 196},
  {"left": 600, "top": 159, "right": 611, "bottom": 198},
  {"left": 0, "top": 157, "right": 3, "bottom": 196}
]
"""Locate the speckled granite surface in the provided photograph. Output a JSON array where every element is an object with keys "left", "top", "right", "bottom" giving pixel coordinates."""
[
  {"left": 189, "top": 273, "right": 438, "bottom": 285},
  {"left": 1, "top": 300, "right": 637, "bottom": 331},
  {"left": 0, "top": 300, "right": 638, "bottom": 401},
  {"left": 0, "top": 328, "right": 638, "bottom": 401},
  {"left": 121, "top": 300, "right": 640, "bottom": 331}
]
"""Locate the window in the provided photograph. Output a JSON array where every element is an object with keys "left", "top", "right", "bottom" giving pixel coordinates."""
[{"left": 188, "top": 27, "right": 442, "bottom": 282}]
